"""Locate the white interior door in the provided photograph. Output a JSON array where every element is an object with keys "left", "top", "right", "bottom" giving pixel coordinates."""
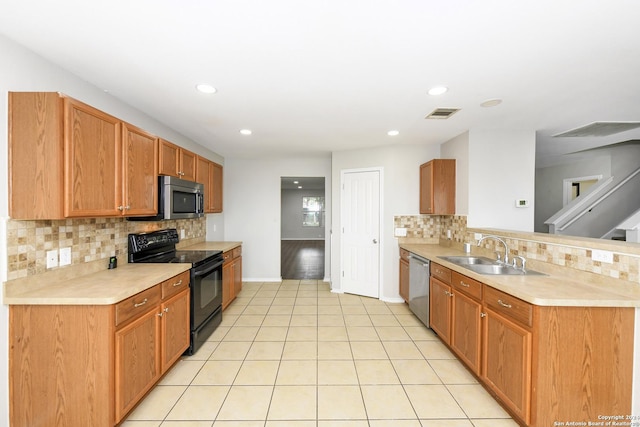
[{"left": 340, "top": 169, "right": 380, "bottom": 298}]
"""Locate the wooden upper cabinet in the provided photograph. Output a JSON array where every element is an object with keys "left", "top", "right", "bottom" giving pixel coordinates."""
[
  {"left": 159, "top": 139, "right": 196, "bottom": 181},
  {"left": 196, "top": 156, "right": 223, "bottom": 213},
  {"left": 9, "top": 92, "right": 65, "bottom": 219},
  {"left": 211, "top": 161, "right": 223, "bottom": 213},
  {"left": 9, "top": 92, "right": 160, "bottom": 219},
  {"left": 122, "top": 123, "right": 158, "bottom": 216},
  {"left": 64, "top": 97, "right": 122, "bottom": 217},
  {"left": 420, "top": 159, "right": 456, "bottom": 215}
]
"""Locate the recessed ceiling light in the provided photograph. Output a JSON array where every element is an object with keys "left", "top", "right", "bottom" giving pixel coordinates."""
[
  {"left": 240, "top": 129, "right": 252, "bottom": 135},
  {"left": 480, "top": 98, "right": 502, "bottom": 108},
  {"left": 293, "top": 181, "right": 299, "bottom": 184},
  {"left": 387, "top": 130, "right": 400, "bottom": 136},
  {"left": 428, "top": 86, "right": 448, "bottom": 96},
  {"left": 297, "top": 186, "right": 302, "bottom": 189},
  {"left": 196, "top": 84, "right": 217, "bottom": 94}
]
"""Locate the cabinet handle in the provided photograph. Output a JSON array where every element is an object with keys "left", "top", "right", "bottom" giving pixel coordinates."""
[
  {"left": 459, "top": 281, "right": 470, "bottom": 287},
  {"left": 445, "top": 291, "right": 453, "bottom": 297},
  {"left": 172, "top": 279, "right": 183, "bottom": 287},
  {"left": 157, "top": 308, "right": 169, "bottom": 317},
  {"left": 133, "top": 298, "right": 148, "bottom": 308},
  {"left": 480, "top": 312, "right": 487, "bottom": 318},
  {"left": 125, "top": 205, "right": 131, "bottom": 210},
  {"left": 497, "top": 299, "right": 512, "bottom": 309},
  {"left": 117, "top": 205, "right": 124, "bottom": 211}
]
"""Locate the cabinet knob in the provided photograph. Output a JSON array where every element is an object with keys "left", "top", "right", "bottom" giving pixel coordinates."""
[
  {"left": 117, "top": 205, "right": 124, "bottom": 211},
  {"left": 480, "top": 312, "right": 487, "bottom": 318}
]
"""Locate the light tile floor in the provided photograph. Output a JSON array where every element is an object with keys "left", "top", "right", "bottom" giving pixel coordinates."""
[{"left": 122, "top": 280, "right": 518, "bottom": 427}]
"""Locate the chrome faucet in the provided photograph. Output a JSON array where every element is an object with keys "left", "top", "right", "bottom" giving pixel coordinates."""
[{"left": 477, "top": 235, "right": 509, "bottom": 264}]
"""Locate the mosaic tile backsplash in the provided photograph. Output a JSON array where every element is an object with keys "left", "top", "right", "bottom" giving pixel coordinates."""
[
  {"left": 6, "top": 217, "right": 206, "bottom": 281},
  {"left": 395, "top": 214, "right": 640, "bottom": 285}
]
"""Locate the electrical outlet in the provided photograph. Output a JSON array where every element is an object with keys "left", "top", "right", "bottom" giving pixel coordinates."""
[
  {"left": 181, "top": 229, "right": 186, "bottom": 239},
  {"left": 394, "top": 227, "right": 407, "bottom": 237},
  {"left": 46, "top": 249, "right": 58, "bottom": 269},
  {"left": 59, "top": 247, "right": 72, "bottom": 266},
  {"left": 592, "top": 249, "right": 614, "bottom": 263}
]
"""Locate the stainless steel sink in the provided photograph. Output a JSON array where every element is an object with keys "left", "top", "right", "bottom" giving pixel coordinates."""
[
  {"left": 438, "top": 256, "right": 496, "bottom": 265},
  {"left": 438, "top": 256, "right": 546, "bottom": 276}
]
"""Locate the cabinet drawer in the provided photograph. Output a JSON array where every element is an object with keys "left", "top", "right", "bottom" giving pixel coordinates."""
[
  {"left": 116, "top": 286, "right": 161, "bottom": 327},
  {"left": 400, "top": 248, "right": 410, "bottom": 262},
  {"left": 161, "top": 271, "right": 190, "bottom": 300},
  {"left": 232, "top": 246, "right": 242, "bottom": 259},
  {"left": 452, "top": 271, "right": 482, "bottom": 301},
  {"left": 484, "top": 286, "right": 533, "bottom": 328},
  {"left": 431, "top": 262, "right": 451, "bottom": 284}
]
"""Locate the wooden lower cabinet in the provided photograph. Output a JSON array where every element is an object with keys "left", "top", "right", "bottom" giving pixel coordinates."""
[
  {"left": 424, "top": 263, "right": 634, "bottom": 426},
  {"left": 9, "top": 271, "right": 190, "bottom": 426},
  {"left": 222, "top": 245, "right": 243, "bottom": 309},
  {"left": 429, "top": 276, "right": 452, "bottom": 344},
  {"left": 115, "top": 307, "right": 161, "bottom": 421},
  {"left": 482, "top": 306, "right": 532, "bottom": 422},
  {"left": 399, "top": 249, "right": 409, "bottom": 302}
]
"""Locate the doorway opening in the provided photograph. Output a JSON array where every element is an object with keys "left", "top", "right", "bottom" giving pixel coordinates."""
[{"left": 281, "top": 177, "right": 325, "bottom": 280}]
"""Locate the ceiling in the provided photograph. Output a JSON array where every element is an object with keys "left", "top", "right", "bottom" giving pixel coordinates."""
[{"left": 2, "top": 0, "right": 640, "bottom": 166}]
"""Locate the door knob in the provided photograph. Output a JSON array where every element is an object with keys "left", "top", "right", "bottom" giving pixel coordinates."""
[{"left": 373, "top": 239, "right": 378, "bottom": 244}]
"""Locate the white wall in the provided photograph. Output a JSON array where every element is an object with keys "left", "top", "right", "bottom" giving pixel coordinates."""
[
  {"left": 0, "top": 34, "right": 223, "bottom": 426},
  {"left": 224, "top": 156, "right": 332, "bottom": 281},
  {"left": 331, "top": 143, "right": 440, "bottom": 301},
  {"left": 441, "top": 131, "right": 470, "bottom": 216},
  {"left": 468, "top": 130, "right": 536, "bottom": 231},
  {"left": 281, "top": 188, "right": 326, "bottom": 239},
  {"left": 535, "top": 155, "right": 611, "bottom": 232}
]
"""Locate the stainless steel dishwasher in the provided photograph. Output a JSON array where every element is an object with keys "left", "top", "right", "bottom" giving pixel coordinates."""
[{"left": 409, "top": 253, "right": 430, "bottom": 327}]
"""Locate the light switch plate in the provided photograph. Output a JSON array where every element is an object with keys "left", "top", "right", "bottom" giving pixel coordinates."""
[
  {"left": 394, "top": 227, "right": 407, "bottom": 237},
  {"left": 46, "top": 249, "right": 58, "bottom": 269},
  {"left": 59, "top": 247, "right": 71, "bottom": 266},
  {"left": 592, "top": 249, "right": 614, "bottom": 263}
]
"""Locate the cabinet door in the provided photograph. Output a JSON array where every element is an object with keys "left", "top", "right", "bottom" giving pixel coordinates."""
[
  {"left": 222, "top": 259, "right": 234, "bottom": 309},
  {"left": 211, "top": 161, "right": 223, "bottom": 212},
  {"left": 115, "top": 308, "right": 160, "bottom": 423},
  {"left": 399, "top": 258, "right": 409, "bottom": 302},
  {"left": 482, "top": 308, "right": 532, "bottom": 424},
  {"left": 122, "top": 123, "right": 158, "bottom": 216},
  {"left": 196, "top": 156, "right": 212, "bottom": 211},
  {"left": 180, "top": 149, "right": 197, "bottom": 181},
  {"left": 158, "top": 139, "right": 180, "bottom": 177},
  {"left": 419, "top": 161, "right": 434, "bottom": 214},
  {"left": 64, "top": 97, "right": 122, "bottom": 217},
  {"left": 451, "top": 290, "right": 482, "bottom": 375},
  {"left": 9, "top": 92, "right": 65, "bottom": 219},
  {"left": 160, "top": 288, "right": 190, "bottom": 372},
  {"left": 429, "top": 277, "right": 452, "bottom": 344},
  {"left": 233, "top": 256, "right": 242, "bottom": 297}
]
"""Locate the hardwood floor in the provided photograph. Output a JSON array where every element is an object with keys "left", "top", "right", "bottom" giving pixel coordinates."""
[{"left": 281, "top": 239, "right": 325, "bottom": 280}]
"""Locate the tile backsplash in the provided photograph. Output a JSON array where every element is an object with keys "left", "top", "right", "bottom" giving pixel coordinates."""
[
  {"left": 395, "top": 214, "right": 640, "bottom": 285},
  {"left": 6, "top": 217, "right": 206, "bottom": 281}
]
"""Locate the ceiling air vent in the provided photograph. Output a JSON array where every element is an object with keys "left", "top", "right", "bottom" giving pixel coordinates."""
[
  {"left": 425, "top": 108, "right": 460, "bottom": 120},
  {"left": 553, "top": 121, "right": 640, "bottom": 137}
]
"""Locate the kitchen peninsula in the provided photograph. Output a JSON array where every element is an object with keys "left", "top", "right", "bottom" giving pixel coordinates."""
[{"left": 400, "top": 239, "right": 640, "bottom": 427}]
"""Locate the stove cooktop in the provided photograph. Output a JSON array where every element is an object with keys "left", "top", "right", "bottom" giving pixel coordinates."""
[{"left": 142, "top": 250, "right": 223, "bottom": 266}]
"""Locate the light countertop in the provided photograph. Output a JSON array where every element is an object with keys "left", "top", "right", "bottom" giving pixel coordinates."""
[
  {"left": 401, "top": 243, "right": 640, "bottom": 308},
  {"left": 4, "top": 263, "right": 191, "bottom": 305},
  {"left": 4, "top": 241, "right": 243, "bottom": 306},
  {"left": 181, "top": 241, "right": 242, "bottom": 253}
]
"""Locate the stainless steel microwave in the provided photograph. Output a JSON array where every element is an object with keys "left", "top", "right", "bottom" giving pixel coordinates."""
[{"left": 130, "top": 176, "right": 204, "bottom": 221}]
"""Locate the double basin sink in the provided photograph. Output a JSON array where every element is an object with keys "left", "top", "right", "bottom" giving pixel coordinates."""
[{"left": 438, "top": 256, "right": 545, "bottom": 276}]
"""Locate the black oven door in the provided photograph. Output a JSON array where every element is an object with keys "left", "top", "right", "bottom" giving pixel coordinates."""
[{"left": 191, "top": 257, "right": 223, "bottom": 329}]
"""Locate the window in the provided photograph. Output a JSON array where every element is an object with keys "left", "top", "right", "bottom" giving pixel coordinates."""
[{"left": 302, "top": 196, "right": 324, "bottom": 227}]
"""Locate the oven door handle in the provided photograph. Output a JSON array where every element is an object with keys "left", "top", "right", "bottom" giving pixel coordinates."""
[{"left": 193, "top": 259, "right": 224, "bottom": 277}]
